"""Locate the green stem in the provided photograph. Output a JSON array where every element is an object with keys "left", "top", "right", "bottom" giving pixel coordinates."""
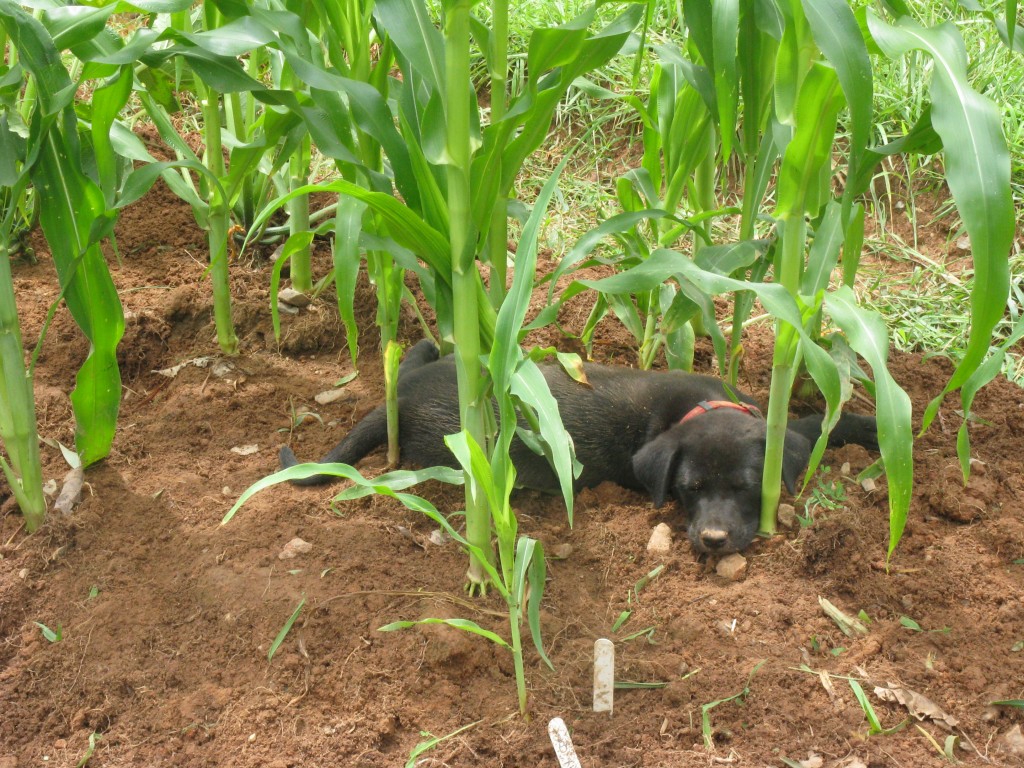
[
  {"left": 288, "top": 134, "right": 313, "bottom": 293},
  {"left": 0, "top": 240, "right": 46, "bottom": 531},
  {"left": 759, "top": 322, "right": 798, "bottom": 536},
  {"left": 759, "top": 213, "right": 804, "bottom": 535},
  {"left": 200, "top": 89, "right": 238, "bottom": 356},
  {"left": 447, "top": 0, "right": 492, "bottom": 593}
]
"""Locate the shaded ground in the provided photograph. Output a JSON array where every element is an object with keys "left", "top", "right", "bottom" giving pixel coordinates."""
[{"left": 1, "top": 182, "right": 1023, "bottom": 767}]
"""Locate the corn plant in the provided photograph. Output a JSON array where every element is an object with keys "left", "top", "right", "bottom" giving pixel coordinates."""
[
  {"left": 548, "top": 0, "right": 1012, "bottom": 560},
  {"left": 0, "top": 2, "right": 136, "bottom": 533},
  {"left": 244, "top": 0, "right": 639, "bottom": 591}
]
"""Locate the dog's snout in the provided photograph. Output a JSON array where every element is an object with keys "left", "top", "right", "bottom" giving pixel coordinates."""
[{"left": 699, "top": 528, "right": 730, "bottom": 550}]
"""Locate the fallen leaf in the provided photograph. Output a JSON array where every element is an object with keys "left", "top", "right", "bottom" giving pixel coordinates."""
[
  {"left": 54, "top": 467, "right": 85, "bottom": 516},
  {"left": 873, "top": 683, "right": 959, "bottom": 730}
]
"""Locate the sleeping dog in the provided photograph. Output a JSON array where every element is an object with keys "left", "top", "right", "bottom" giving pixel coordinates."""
[{"left": 280, "top": 340, "right": 879, "bottom": 554}]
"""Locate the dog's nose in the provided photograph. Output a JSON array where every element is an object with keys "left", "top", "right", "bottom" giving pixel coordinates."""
[{"left": 700, "top": 529, "right": 729, "bottom": 550}]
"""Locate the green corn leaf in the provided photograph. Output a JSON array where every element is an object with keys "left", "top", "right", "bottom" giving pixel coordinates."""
[
  {"left": 378, "top": 618, "right": 510, "bottom": 649},
  {"left": 776, "top": 62, "right": 845, "bottom": 222},
  {"left": 955, "top": 317, "right": 1024, "bottom": 481},
  {"left": 824, "top": 288, "right": 912, "bottom": 558},
  {"left": 33, "top": 115, "right": 124, "bottom": 467},
  {"left": 528, "top": 17, "right": 590, "bottom": 75},
  {"left": 802, "top": 0, "right": 873, "bottom": 176},
  {"left": 41, "top": 4, "right": 116, "bottom": 51},
  {"left": 509, "top": 360, "right": 580, "bottom": 520},
  {"left": 801, "top": 201, "right": 844, "bottom": 297},
  {"left": 333, "top": 196, "right": 366, "bottom": 366},
  {"left": 247, "top": 181, "right": 452, "bottom": 281},
  {"left": 524, "top": 537, "right": 553, "bottom": 670},
  {"left": 334, "top": 465, "right": 465, "bottom": 501},
  {"left": 866, "top": 12, "right": 1013, "bottom": 436},
  {"left": 89, "top": 66, "right": 133, "bottom": 206},
  {"left": 0, "top": 1, "right": 74, "bottom": 115},
  {"left": 373, "top": 0, "right": 447, "bottom": 94},
  {"left": 711, "top": 0, "right": 739, "bottom": 160}
]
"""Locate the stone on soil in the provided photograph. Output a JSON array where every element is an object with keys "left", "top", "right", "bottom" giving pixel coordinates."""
[
  {"left": 716, "top": 553, "right": 747, "bottom": 581},
  {"left": 278, "top": 288, "right": 311, "bottom": 307},
  {"left": 646, "top": 523, "right": 673, "bottom": 556},
  {"left": 278, "top": 537, "right": 313, "bottom": 560}
]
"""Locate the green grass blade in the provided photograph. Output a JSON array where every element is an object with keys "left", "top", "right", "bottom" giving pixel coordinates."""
[{"left": 267, "top": 597, "right": 305, "bottom": 662}]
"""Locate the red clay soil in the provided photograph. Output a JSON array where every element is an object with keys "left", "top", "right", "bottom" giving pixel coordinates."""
[{"left": 1, "top": 182, "right": 1023, "bottom": 768}]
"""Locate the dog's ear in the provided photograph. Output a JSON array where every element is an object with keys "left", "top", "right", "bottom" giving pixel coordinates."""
[
  {"left": 632, "top": 432, "right": 684, "bottom": 508},
  {"left": 781, "top": 429, "right": 812, "bottom": 494}
]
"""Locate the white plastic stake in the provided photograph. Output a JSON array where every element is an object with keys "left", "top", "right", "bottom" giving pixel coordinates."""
[
  {"left": 593, "top": 637, "right": 615, "bottom": 715},
  {"left": 548, "top": 717, "right": 582, "bottom": 768}
]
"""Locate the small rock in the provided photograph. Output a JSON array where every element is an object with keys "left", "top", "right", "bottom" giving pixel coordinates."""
[
  {"left": 428, "top": 529, "right": 448, "bottom": 546},
  {"left": 550, "top": 542, "right": 573, "bottom": 559},
  {"left": 840, "top": 462, "right": 851, "bottom": 476},
  {"left": 777, "top": 503, "right": 798, "bottom": 529},
  {"left": 955, "top": 235, "right": 971, "bottom": 252},
  {"left": 42, "top": 479, "right": 58, "bottom": 496},
  {"left": 18, "top": 568, "right": 29, "bottom": 580},
  {"left": 230, "top": 444, "right": 259, "bottom": 456},
  {"left": 647, "top": 523, "right": 673, "bottom": 556},
  {"left": 278, "top": 537, "right": 313, "bottom": 560},
  {"left": 1003, "top": 724, "right": 1024, "bottom": 755},
  {"left": 860, "top": 477, "right": 877, "bottom": 493},
  {"left": 279, "top": 288, "right": 311, "bottom": 307},
  {"left": 315, "top": 388, "right": 349, "bottom": 405},
  {"left": 716, "top": 553, "right": 747, "bottom": 581},
  {"left": 277, "top": 301, "right": 300, "bottom": 315},
  {"left": 222, "top": 486, "right": 232, "bottom": 496}
]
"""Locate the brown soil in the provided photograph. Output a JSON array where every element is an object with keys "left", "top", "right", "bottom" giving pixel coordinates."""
[{"left": 2, "top": 182, "right": 1023, "bottom": 768}]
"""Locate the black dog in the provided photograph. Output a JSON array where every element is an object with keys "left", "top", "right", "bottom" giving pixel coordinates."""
[{"left": 281, "top": 340, "right": 878, "bottom": 554}]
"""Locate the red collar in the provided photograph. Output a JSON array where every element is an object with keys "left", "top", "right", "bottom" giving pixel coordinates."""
[{"left": 680, "top": 400, "right": 763, "bottom": 424}]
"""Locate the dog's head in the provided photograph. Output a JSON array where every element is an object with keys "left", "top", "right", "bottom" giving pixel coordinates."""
[{"left": 631, "top": 410, "right": 811, "bottom": 554}]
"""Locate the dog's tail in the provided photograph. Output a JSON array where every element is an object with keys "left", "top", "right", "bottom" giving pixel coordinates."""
[{"left": 279, "top": 405, "right": 389, "bottom": 486}]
